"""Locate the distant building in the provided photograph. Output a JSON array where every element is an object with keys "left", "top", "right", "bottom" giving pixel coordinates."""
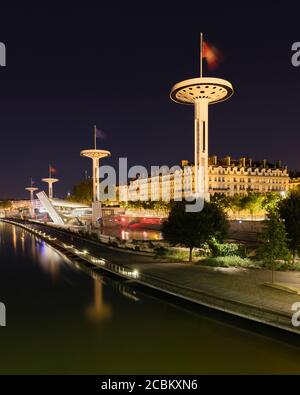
[
  {"left": 118, "top": 156, "right": 290, "bottom": 202},
  {"left": 288, "top": 171, "right": 300, "bottom": 190},
  {"left": 208, "top": 156, "right": 289, "bottom": 196}
]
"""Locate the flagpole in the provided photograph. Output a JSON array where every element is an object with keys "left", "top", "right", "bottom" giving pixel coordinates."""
[
  {"left": 94, "top": 125, "right": 97, "bottom": 150},
  {"left": 200, "top": 32, "right": 203, "bottom": 78},
  {"left": 49, "top": 164, "right": 51, "bottom": 178}
]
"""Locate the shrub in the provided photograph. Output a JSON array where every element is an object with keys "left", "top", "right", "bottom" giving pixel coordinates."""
[
  {"left": 208, "top": 238, "right": 246, "bottom": 258},
  {"left": 200, "top": 255, "right": 253, "bottom": 268}
]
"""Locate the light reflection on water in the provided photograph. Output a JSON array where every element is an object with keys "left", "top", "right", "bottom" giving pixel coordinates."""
[
  {"left": 86, "top": 276, "right": 112, "bottom": 324},
  {"left": 1, "top": 221, "right": 300, "bottom": 374},
  {"left": 101, "top": 227, "right": 162, "bottom": 241}
]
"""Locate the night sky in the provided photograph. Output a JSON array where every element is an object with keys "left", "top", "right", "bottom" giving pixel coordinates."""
[{"left": 0, "top": 3, "right": 299, "bottom": 199}]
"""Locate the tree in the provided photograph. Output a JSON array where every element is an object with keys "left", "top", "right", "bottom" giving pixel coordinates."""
[
  {"left": 162, "top": 201, "right": 228, "bottom": 262},
  {"left": 259, "top": 212, "right": 291, "bottom": 283},
  {"left": 68, "top": 180, "right": 93, "bottom": 204},
  {"left": 240, "top": 193, "right": 264, "bottom": 220},
  {"left": 210, "top": 193, "right": 230, "bottom": 210},
  {"left": 278, "top": 190, "right": 300, "bottom": 262},
  {"left": 230, "top": 194, "right": 244, "bottom": 219},
  {"left": 262, "top": 192, "right": 281, "bottom": 212},
  {"left": 0, "top": 201, "right": 12, "bottom": 210}
]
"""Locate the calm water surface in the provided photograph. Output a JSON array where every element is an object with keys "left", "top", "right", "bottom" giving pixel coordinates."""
[{"left": 0, "top": 222, "right": 300, "bottom": 374}]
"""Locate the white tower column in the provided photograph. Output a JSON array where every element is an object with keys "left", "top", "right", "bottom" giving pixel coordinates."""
[
  {"left": 194, "top": 99, "right": 209, "bottom": 199},
  {"left": 93, "top": 157, "right": 100, "bottom": 202},
  {"left": 25, "top": 186, "right": 38, "bottom": 218},
  {"left": 42, "top": 178, "right": 59, "bottom": 199},
  {"left": 49, "top": 182, "right": 53, "bottom": 199},
  {"left": 81, "top": 147, "right": 111, "bottom": 228},
  {"left": 170, "top": 77, "right": 233, "bottom": 202}
]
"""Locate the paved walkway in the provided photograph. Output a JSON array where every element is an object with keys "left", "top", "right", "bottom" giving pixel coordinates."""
[{"left": 129, "top": 262, "right": 300, "bottom": 315}]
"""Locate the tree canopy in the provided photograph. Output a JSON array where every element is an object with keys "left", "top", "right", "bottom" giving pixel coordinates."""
[
  {"left": 162, "top": 201, "right": 228, "bottom": 262},
  {"left": 68, "top": 180, "right": 93, "bottom": 204},
  {"left": 278, "top": 190, "right": 300, "bottom": 261},
  {"left": 0, "top": 200, "right": 12, "bottom": 210}
]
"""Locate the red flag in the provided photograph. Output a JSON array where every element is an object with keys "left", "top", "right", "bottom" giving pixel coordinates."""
[
  {"left": 49, "top": 165, "right": 57, "bottom": 175},
  {"left": 202, "top": 40, "right": 223, "bottom": 70}
]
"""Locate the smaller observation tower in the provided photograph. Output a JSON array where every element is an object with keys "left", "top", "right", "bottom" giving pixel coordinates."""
[
  {"left": 42, "top": 165, "right": 59, "bottom": 199},
  {"left": 80, "top": 125, "right": 111, "bottom": 227},
  {"left": 25, "top": 178, "right": 38, "bottom": 218}
]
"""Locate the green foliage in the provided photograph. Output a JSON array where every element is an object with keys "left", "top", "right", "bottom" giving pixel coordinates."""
[
  {"left": 200, "top": 256, "right": 253, "bottom": 268},
  {"left": 239, "top": 193, "right": 264, "bottom": 218},
  {"left": 208, "top": 238, "right": 246, "bottom": 258},
  {"left": 210, "top": 193, "right": 232, "bottom": 210},
  {"left": 262, "top": 192, "right": 281, "bottom": 212},
  {"left": 68, "top": 180, "right": 93, "bottom": 204},
  {"left": 162, "top": 201, "right": 228, "bottom": 261},
  {"left": 0, "top": 200, "right": 12, "bottom": 210},
  {"left": 258, "top": 212, "right": 291, "bottom": 263},
  {"left": 212, "top": 192, "right": 283, "bottom": 218},
  {"left": 278, "top": 190, "right": 300, "bottom": 261},
  {"left": 154, "top": 246, "right": 191, "bottom": 261},
  {"left": 123, "top": 200, "right": 170, "bottom": 211}
]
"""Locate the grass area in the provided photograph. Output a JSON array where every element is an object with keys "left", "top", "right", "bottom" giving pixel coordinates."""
[
  {"left": 155, "top": 245, "right": 300, "bottom": 271},
  {"left": 196, "top": 256, "right": 300, "bottom": 271},
  {"left": 154, "top": 246, "right": 191, "bottom": 261},
  {"left": 197, "top": 256, "right": 254, "bottom": 268}
]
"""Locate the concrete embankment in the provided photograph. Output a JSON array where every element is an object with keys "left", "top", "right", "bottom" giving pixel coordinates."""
[{"left": 1, "top": 218, "right": 299, "bottom": 335}]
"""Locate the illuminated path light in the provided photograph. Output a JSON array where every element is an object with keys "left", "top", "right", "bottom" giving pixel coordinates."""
[
  {"left": 80, "top": 125, "right": 111, "bottom": 227},
  {"left": 170, "top": 34, "right": 233, "bottom": 201}
]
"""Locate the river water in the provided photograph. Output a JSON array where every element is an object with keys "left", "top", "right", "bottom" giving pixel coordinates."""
[{"left": 0, "top": 221, "right": 300, "bottom": 374}]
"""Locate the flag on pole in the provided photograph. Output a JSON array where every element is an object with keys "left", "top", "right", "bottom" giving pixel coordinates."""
[
  {"left": 202, "top": 40, "right": 223, "bottom": 70},
  {"left": 95, "top": 127, "right": 106, "bottom": 139},
  {"left": 49, "top": 165, "right": 57, "bottom": 175}
]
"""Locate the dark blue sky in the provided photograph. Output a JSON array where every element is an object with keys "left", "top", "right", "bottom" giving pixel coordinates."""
[{"left": 0, "top": 2, "right": 299, "bottom": 199}]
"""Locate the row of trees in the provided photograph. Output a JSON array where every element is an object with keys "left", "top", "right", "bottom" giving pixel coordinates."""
[
  {"left": 120, "top": 200, "right": 170, "bottom": 211},
  {"left": 211, "top": 192, "right": 281, "bottom": 219},
  {"left": 68, "top": 179, "right": 281, "bottom": 218},
  {"left": 162, "top": 190, "right": 300, "bottom": 265},
  {"left": 0, "top": 201, "right": 12, "bottom": 210},
  {"left": 260, "top": 190, "right": 300, "bottom": 266}
]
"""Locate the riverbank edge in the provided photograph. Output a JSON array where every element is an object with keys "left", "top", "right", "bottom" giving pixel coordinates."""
[{"left": 1, "top": 219, "right": 298, "bottom": 335}]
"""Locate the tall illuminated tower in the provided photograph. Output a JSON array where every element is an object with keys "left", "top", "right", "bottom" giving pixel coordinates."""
[
  {"left": 42, "top": 165, "right": 59, "bottom": 199},
  {"left": 25, "top": 178, "right": 38, "bottom": 218},
  {"left": 80, "top": 125, "right": 111, "bottom": 227},
  {"left": 170, "top": 34, "right": 233, "bottom": 200}
]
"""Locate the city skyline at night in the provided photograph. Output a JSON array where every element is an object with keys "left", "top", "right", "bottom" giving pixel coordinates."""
[
  {"left": 2, "top": 4, "right": 300, "bottom": 381},
  {"left": 0, "top": 4, "right": 300, "bottom": 199}
]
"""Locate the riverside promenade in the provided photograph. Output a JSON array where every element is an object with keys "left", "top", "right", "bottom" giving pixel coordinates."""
[
  {"left": 129, "top": 261, "right": 300, "bottom": 332},
  {"left": 3, "top": 219, "right": 300, "bottom": 334}
]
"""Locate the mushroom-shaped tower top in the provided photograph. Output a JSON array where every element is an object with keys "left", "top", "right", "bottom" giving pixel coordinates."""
[
  {"left": 42, "top": 178, "right": 59, "bottom": 184},
  {"left": 26, "top": 187, "right": 38, "bottom": 192},
  {"left": 170, "top": 77, "right": 233, "bottom": 105},
  {"left": 80, "top": 149, "right": 111, "bottom": 159}
]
